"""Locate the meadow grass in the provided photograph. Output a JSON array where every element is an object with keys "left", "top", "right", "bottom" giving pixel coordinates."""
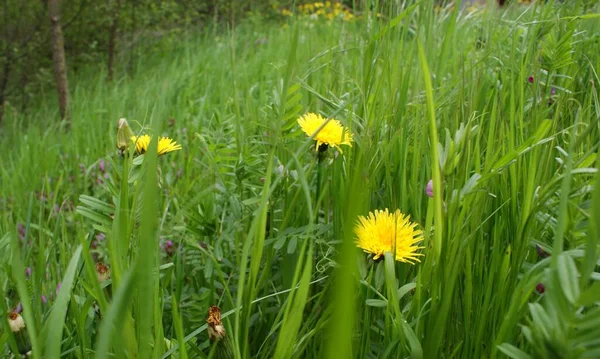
[{"left": 1, "top": 1, "right": 600, "bottom": 358}]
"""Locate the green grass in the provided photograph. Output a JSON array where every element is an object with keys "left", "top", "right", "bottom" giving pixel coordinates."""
[{"left": 1, "top": 1, "right": 600, "bottom": 358}]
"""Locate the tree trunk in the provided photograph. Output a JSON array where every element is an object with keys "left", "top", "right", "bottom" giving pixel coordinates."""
[
  {"left": 48, "top": 0, "right": 70, "bottom": 123},
  {"left": 0, "top": 54, "right": 11, "bottom": 125},
  {"left": 107, "top": 0, "right": 121, "bottom": 81}
]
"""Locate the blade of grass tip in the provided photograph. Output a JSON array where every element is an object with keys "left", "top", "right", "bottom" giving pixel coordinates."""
[
  {"left": 10, "top": 235, "right": 41, "bottom": 359},
  {"left": 273, "top": 241, "right": 313, "bottom": 359},
  {"left": 95, "top": 268, "right": 136, "bottom": 359},
  {"left": 417, "top": 40, "right": 444, "bottom": 261},
  {"left": 136, "top": 118, "right": 159, "bottom": 359},
  {"left": 43, "top": 245, "right": 82, "bottom": 358}
]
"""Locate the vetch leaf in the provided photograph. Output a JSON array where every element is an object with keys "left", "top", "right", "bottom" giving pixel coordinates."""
[{"left": 557, "top": 254, "right": 580, "bottom": 304}]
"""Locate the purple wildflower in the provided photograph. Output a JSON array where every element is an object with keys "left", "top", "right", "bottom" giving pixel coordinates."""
[
  {"left": 25, "top": 267, "right": 32, "bottom": 277},
  {"left": 41, "top": 295, "right": 47, "bottom": 304},
  {"left": 17, "top": 223, "right": 26, "bottom": 240},
  {"left": 56, "top": 282, "right": 61, "bottom": 295},
  {"left": 528, "top": 76, "right": 534, "bottom": 83},
  {"left": 98, "top": 159, "right": 106, "bottom": 174},
  {"left": 275, "top": 164, "right": 285, "bottom": 176},
  {"left": 15, "top": 303, "right": 23, "bottom": 314},
  {"left": 162, "top": 240, "right": 176, "bottom": 257},
  {"left": 536, "top": 283, "right": 545, "bottom": 294},
  {"left": 426, "top": 179, "right": 434, "bottom": 198},
  {"left": 95, "top": 233, "right": 106, "bottom": 241}
]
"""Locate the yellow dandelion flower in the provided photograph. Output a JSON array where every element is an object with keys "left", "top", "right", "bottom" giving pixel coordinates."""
[
  {"left": 281, "top": 8, "right": 293, "bottom": 16},
  {"left": 130, "top": 134, "right": 182, "bottom": 156},
  {"left": 354, "top": 209, "right": 424, "bottom": 263},
  {"left": 297, "top": 112, "right": 353, "bottom": 152}
]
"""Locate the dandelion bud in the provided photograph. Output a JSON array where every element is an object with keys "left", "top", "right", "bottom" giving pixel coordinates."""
[
  {"left": 207, "top": 306, "right": 234, "bottom": 359},
  {"left": 8, "top": 312, "right": 25, "bottom": 333},
  {"left": 207, "top": 306, "right": 226, "bottom": 341},
  {"left": 8, "top": 311, "right": 31, "bottom": 355},
  {"left": 96, "top": 262, "right": 111, "bottom": 283},
  {"left": 116, "top": 118, "right": 134, "bottom": 152}
]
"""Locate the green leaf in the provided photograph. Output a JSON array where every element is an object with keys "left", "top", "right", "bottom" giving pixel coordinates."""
[
  {"left": 95, "top": 268, "right": 137, "bottom": 359},
  {"left": 78, "top": 195, "right": 114, "bottom": 214},
  {"left": 497, "top": 344, "right": 532, "bottom": 359},
  {"left": 272, "top": 242, "right": 313, "bottom": 358},
  {"left": 76, "top": 206, "right": 113, "bottom": 227},
  {"left": 365, "top": 299, "right": 388, "bottom": 308},
  {"left": 397, "top": 283, "right": 416, "bottom": 300},
  {"left": 557, "top": 254, "right": 580, "bottom": 305}
]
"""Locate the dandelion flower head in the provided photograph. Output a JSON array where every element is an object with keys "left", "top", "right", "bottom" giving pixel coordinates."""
[
  {"left": 354, "top": 208, "right": 424, "bottom": 263},
  {"left": 297, "top": 112, "right": 353, "bottom": 152},
  {"left": 130, "top": 134, "right": 182, "bottom": 156}
]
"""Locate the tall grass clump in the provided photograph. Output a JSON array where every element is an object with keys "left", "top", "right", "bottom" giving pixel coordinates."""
[{"left": 0, "top": 0, "right": 599, "bottom": 358}]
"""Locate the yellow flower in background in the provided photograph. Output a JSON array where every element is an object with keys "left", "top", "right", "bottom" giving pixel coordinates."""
[
  {"left": 157, "top": 137, "right": 182, "bottom": 155},
  {"left": 131, "top": 134, "right": 182, "bottom": 156},
  {"left": 131, "top": 134, "right": 151, "bottom": 154},
  {"left": 297, "top": 112, "right": 353, "bottom": 152},
  {"left": 355, "top": 209, "right": 424, "bottom": 263}
]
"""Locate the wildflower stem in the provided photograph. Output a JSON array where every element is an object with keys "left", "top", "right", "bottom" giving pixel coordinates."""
[
  {"left": 316, "top": 156, "right": 323, "bottom": 222},
  {"left": 109, "top": 151, "right": 129, "bottom": 287}
]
